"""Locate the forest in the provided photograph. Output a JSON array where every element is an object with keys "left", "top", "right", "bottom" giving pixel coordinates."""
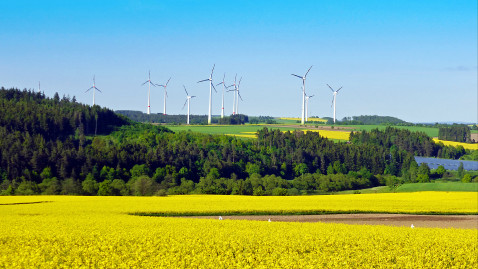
[
  {"left": 438, "top": 125, "right": 472, "bottom": 143},
  {"left": 115, "top": 110, "right": 209, "bottom": 124},
  {"left": 0, "top": 88, "right": 475, "bottom": 196},
  {"left": 333, "top": 115, "right": 410, "bottom": 125}
]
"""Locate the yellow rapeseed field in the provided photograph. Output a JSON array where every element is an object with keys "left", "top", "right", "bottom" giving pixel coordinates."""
[
  {"left": 432, "top": 138, "right": 478, "bottom": 150},
  {"left": 226, "top": 130, "right": 351, "bottom": 140},
  {"left": 304, "top": 129, "right": 351, "bottom": 141},
  {"left": 0, "top": 192, "right": 476, "bottom": 268}
]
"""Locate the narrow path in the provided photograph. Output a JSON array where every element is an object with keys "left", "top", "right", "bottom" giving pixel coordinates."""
[{"left": 182, "top": 214, "right": 478, "bottom": 229}]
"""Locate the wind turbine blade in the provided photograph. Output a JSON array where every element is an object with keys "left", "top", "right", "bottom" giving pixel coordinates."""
[
  {"left": 85, "top": 87, "right": 93, "bottom": 93},
  {"left": 191, "top": 96, "right": 196, "bottom": 98},
  {"left": 336, "top": 87, "right": 343, "bottom": 93},
  {"left": 310, "top": 95, "right": 314, "bottom": 98},
  {"left": 226, "top": 84, "right": 234, "bottom": 88},
  {"left": 166, "top": 77, "right": 171, "bottom": 86},
  {"left": 227, "top": 89, "right": 235, "bottom": 92},
  {"left": 291, "top": 74, "right": 303, "bottom": 79},
  {"left": 95, "top": 87, "right": 102, "bottom": 93},
  {"left": 141, "top": 81, "right": 148, "bottom": 86},
  {"left": 331, "top": 97, "right": 334, "bottom": 107},
  {"left": 304, "top": 65, "right": 313, "bottom": 78},
  {"left": 182, "top": 99, "right": 188, "bottom": 110},
  {"left": 238, "top": 92, "right": 243, "bottom": 101},
  {"left": 197, "top": 79, "right": 209, "bottom": 83},
  {"left": 210, "top": 64, "right": 215, "bottom": 77},
  {"left": 212, "top": 83, "right": 217, "bottom": 93},
  {"left": 238, "top": 77, "right": 242, "bottom": 88},
  {"left": 183, "top": 85, "right": 188, "bottom": 96},
  {"left": 327, "top": 84, "right": 335, "bottom": 92},
  {"left": 216, "top": 82, "right": 224, "bottom": 86}
]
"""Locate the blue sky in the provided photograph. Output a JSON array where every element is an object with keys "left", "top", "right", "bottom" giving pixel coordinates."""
[{"left": 1, "top": 0, "right": 476, "bottom": 123}]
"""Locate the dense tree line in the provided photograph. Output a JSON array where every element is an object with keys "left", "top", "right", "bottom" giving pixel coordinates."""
[
  {"left": 218, "top": 114, "right": 248, "bottom": 125},
  {"left": 0, "top": 88, "right": 474, "bottom": 196},
  {"left": 333, "top": 115, "right": 410, "bottom": 125},
  {"left": 249, "top": 116, "right": 277, "bottom": 124},
  {"left": 116, "top": 110, "right": 209, "bottom": 124},
  {"left": 438, "top": 125, "right": 472, "bottom": 143}
]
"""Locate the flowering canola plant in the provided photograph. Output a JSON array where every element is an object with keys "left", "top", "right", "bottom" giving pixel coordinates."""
[
  {"left": 432, "top": 138, "right": 478, "bottom": 150},
  {"left": 0, "top": 192, "right": 476, "bottom": 268}
]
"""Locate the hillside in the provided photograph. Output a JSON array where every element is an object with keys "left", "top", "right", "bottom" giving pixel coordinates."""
[
  {"left": 0, "top": 88, "right": 475, "bottom": 196},
  {"left": 116, "top": 110, "right": 208, "bottom": 124},
  {"left": 340, "top": 115, "right": 409, "bottom": 125}
]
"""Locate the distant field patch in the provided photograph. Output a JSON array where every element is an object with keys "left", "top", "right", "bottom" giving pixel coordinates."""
[
  {"left": 396, "top": 182, "right": 478, "bottom": 192},
  {"left": 305, "top": 130, "right": 351, "bottom": 140},
  {"left": 280, "top": 117, "right": 327, "bottom": 122},
  {"left": 433, "top": 138, "right": 478, "bottom": 150}
]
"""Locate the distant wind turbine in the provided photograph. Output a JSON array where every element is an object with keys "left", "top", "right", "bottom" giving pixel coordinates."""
[
  {"left": 292, "top": 66, "right": 313, "bottom": 125},
  {"left": 227, "top": 76, "right": 242, "bottom": 115},
  {"left": 141, "top": 70, "right": 158, "bottom": 115},
  {"left": 235, "top": 77, "right": 243, "bottom": 115},
  {"left": 327, "top": 84, "right": 343, "bottom": 124},
  {"left": 305, "top": 93, "right": 314, "bottom": 122},
  {"left": 197, "top": 64, "right": 216, "bottom": 124},
  {"left": 229, "top": 74, "right": 238, "bottom": 115},
  {"left": 182, "top": 85, "right": 196, "bottom": 125},
  {"left": 216, "top": 73, "right": 233, "bottom": 118},
  {"left": 159, "top": 77, "right": 171, "bottom": 115},
  {"left": 38, "top": 81, "right": 41, "bottom": 93},
  {"left": 85, "top": 75, "right": 101, "bottom": 106}
]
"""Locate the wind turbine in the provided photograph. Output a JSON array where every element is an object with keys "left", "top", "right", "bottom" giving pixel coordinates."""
[
  {"left": 197, "top": 64, "right": 216, "bottom": 124},
  {"left": 229, "top": 74, "right": 238, "bottom": 115},
  {"left": 182, "top": 85, "right": 196, "bottom": 125},
  {"left": 227, "top": 75, "right": 242, "bottom": 115},
  {"left": 291, "top": 66, "right": 313, "bottom": 125},
  {"left": 235, "top": 77, "right": 243, "bottom": 115},
  {"left": 38, "top": 81, "right": 41, "bottom": 93},
  {"left": 327, "top": 84, "right": 343, "bottom": 124},
  {"left": 216, "top": 73, "right": 233, "bottom": 118},
  {"left": 159, "top": 77, "right": 171, "bottom": 115},
  {"left": 305, "top": 93, "right": 314, "bottom": 122},
  {"left": 85, "top": 75, "right": 101, "bottom": 106},
  {"left": 141, "top": 70, "right": 158, "bottom": 115}
]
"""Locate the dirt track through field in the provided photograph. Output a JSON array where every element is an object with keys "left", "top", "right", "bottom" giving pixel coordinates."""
[{"left": 183, "top": 214, "right": 478, "bottom": 229}]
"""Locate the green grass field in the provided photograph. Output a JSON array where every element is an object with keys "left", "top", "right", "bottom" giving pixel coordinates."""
[
  {"left": 342, "top": 125, "right": 439, "bottom": 137},
  {"left": 337, "top": 183, "right": 478, "bottom": 194},
  {"left": 166, "top": 124, "right": 298, "bottom": 135},
  {"left": 396, "top": 182, "right": 478, "bottom": 192}
]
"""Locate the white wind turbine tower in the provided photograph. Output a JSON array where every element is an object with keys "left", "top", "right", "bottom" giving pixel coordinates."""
[
  {"left": 182, "top": 85, "right": 196, "bottom": 125},
  {"left": 197, "top": 64, "right": 216, "bottom": 124},
  {"left": 85, "top": 75, "right": 102, "bottom": 106},
  {"left": 142, "top": 70, "right": 158, "bottom": 115},
  {"left": 216, "top": 74, "right": 233, "bottom": 118},
  {"left": 305, "top": 93, "right": 314, "bottom": 122},
  {"left": 327, "top": 84, "right": 343, "bottom": 124},
  {"left": 159, "top": 77, "right": 171, "bottom": 115},
  {"left": 292, "top": 66, "right": 313, "bottom": 125}
]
